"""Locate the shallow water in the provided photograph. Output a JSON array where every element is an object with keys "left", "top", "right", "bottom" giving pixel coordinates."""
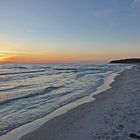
[{"left": 0, "top": 63, "right": 130, "bottom": 135}]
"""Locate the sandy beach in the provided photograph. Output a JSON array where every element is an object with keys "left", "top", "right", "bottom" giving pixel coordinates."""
[{"left": 19, "top": 65, "right": 140, "bottom": 140}]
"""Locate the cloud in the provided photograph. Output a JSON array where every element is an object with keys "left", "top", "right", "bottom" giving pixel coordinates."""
[
  {"left": 133, "top": 0, "right": 140, "bottom": 3},
  {"left": 132, "top": 0, "right": 140, "bottom": 11},
  {"left": 132, "top": 0, "right": 140, "bottom": 5}
]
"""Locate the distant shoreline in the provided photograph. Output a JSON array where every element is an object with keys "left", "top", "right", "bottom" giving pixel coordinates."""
[{"left": 110, "top": 58, "right": 140, "bottom": 64}]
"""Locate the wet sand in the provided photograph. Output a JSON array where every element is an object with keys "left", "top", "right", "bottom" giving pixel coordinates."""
[{"left": 20, "top": 65, "right": 140, "bottom": 140}]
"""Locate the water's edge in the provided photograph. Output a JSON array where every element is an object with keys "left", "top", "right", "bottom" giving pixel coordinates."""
[{"left": 0, "top": 68, "right": 125, "bottom": 140}]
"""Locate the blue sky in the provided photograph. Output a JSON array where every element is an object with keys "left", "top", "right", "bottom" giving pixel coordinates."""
[{"left": 0, "top": 0, "right": 140, "bottom": 62}]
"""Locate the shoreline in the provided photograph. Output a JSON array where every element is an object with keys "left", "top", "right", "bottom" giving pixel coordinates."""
[
  {"left": 19, "top": 65, "right": 140, "bottom": 140},
  {"left": 0, "top": 66, "right": 122, "bottom": 140}
]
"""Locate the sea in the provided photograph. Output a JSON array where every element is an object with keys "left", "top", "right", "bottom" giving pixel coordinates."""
[{"left": 0, "top": 63, "right": 131, "bottom": 136}]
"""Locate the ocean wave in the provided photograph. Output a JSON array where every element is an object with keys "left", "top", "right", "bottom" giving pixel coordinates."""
[
  {"left": 0, "top": 84, "right": 35, "bottom": 92},
  {"left": 0, "top": 86, "right": 65, "bottom": 105},
  {"left": 53, "top": 68, "right": 78, "bottom": 70},
  {"left": 13, "top": 66, "right": 29, "bottom": 69},
  {"left": 75, "top": 71, "right": 101, "bottom": 79},
  {"left": 0, "top": 81, "right": 102, "bottom": 136},
  {"left": 0, "top": 63, "right": 129, "bottom": 136},
  {"left": 0, "top": 69, "right": 46, "bottom": 76}
]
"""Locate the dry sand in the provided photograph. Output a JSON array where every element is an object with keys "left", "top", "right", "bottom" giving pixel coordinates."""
[{"left": 20, "top": 65, "right": 140, "bottom": 140}]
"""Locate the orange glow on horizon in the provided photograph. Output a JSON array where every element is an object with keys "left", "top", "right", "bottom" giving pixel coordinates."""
[
  {"left": 0, "top": 39, "right": 140, "bottom": 63},
  {"left": 0, "top": 53, "right": 107, "bottom": 63},
  {"left": 1, "top": 50, "right": 139, "bottom": 63},
  {"left": 0, "top": 53, "right": 127, "bottom": 63},
  {"left": 1, "top": 44, "right": 140, "bottom": 63},
  {"left": 0, "top": 54, "right": 10, "bottom": 63}
]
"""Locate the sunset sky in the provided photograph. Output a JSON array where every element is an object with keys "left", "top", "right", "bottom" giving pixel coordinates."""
[{"left": 0, "top": 0, "right": 140, "bottom": 63}]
